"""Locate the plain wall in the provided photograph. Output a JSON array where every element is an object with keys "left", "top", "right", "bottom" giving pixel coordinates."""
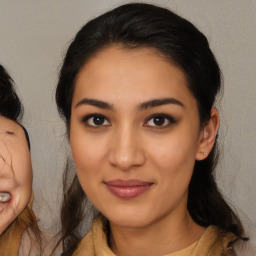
[{"left": 0, "top": 0, "right": 255, "bottom": 231}]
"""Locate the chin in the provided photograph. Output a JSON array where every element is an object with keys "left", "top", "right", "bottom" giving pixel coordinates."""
[
  {"left": 0, "top": 212, "right": 18, "bottom": 235},
  {"left": 105, "top": 207, "right": 154, "bottom": 229},
  {"left": 110, "top": 216, "right": 154, "bottom": 229}
]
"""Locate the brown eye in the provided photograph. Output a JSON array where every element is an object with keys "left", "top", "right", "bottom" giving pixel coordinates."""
[
  {"left": 145, "top": 114, "right": 175, "bottom": 128},
  {"left": 91, "top": 116, "right": 106, "bottom": 126},
  {"left": 82, "top": 114, "right": 110, "bottom": 127},
  {"left": 152, "top": 116, "right": 166, "bottom": 126}
]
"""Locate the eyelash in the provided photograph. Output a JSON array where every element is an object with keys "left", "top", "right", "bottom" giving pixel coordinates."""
[{"left": 81, "top": 113, "right": 176, "bottom": 128}]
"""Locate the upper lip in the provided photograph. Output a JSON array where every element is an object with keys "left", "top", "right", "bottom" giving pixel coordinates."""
[{"left": 104, "top": 179, "right": 153, "bottom": 186}]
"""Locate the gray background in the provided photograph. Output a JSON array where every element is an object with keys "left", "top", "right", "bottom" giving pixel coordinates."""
[{"left": 0, "top": 0, "right": 255, "bottom": 232}]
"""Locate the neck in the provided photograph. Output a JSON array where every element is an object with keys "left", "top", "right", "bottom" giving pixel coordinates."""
[{"left": 109, "top": 209, "right": 205, "bottom": 256}]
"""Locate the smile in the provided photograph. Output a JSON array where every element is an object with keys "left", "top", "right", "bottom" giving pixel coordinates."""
[{"left": 104, "top": 179, "right": 153, "bottom": 199}]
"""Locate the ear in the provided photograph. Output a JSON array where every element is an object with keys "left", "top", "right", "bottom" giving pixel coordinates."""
[{"left": 196, "top": 107, "right": 220, "bottom": 161}]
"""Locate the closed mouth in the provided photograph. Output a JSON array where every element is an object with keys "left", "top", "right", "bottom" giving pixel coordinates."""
[{"left": 104, "top": 179, "right": 153, "bottom": 199}]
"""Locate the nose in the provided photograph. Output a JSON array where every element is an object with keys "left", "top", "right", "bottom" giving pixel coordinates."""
[{"left": 108, "top": 126, "right": 146, "bottom": 171}]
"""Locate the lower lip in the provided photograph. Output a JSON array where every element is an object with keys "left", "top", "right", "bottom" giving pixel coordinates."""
[{"left": 105, "top": 184, "right": 152, "bottom": 199}]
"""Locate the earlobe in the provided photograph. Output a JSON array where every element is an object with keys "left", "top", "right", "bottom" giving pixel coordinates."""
[{"left": 196, "top": 107, "right": 220, "bottom": 161}]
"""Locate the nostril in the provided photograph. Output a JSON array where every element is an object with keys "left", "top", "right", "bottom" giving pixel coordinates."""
[{"left": 0, "top": 192, "right": 11, "bottom": 203}]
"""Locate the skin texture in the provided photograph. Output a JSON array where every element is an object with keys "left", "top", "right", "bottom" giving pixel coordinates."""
[
  {"left": 70, "top": 46, "right": 219, "bottom": 255},
  {"left": 0, "top": 116, "right": 32, "bottom": 235}
]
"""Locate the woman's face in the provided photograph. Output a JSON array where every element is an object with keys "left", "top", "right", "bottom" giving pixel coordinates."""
[
  {"left": 70, "top": 46, "right": 205, "bottom": 228},
  {"left": 0, "top": 116, "right": 32, "bottom": 234}
]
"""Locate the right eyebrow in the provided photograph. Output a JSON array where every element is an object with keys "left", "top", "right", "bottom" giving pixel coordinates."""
[
  {"left": 138, "top": 98, "right": 184, "bottom": 110},
  {"left": 75, "top": 98, "right": 113, "bottom": 110}
]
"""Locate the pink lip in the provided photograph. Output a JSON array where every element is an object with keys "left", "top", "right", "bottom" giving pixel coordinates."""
[{"left": 104, "top": 179, "right": 153, "bottom": 199}]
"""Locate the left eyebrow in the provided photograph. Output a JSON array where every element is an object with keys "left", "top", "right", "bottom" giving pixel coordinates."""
[{"left": 138, "top": 98, "right": 184, "bottom": 110}]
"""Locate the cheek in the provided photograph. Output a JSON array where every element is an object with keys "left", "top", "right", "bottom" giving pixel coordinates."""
[
  {"left": 148, "top": 125, "right": 199, "bottom": 187},
  {"left": 12, "top": 147, "right": 32, "bottom": 203},
  {"left": 13, "top": 152, "right": 32, "bottom": 185},
  {"left": 149, "top": 138, "right": 197, "bottom": 213},
  {"left": 0, "top": 156, "right": 5, "bottom": 169},
  {"left": 72, "top": 142, "right": 104, "bottom": 167},
  {"left": 71, "top": 136, "right": 102, "bottom": 167},
  {"left": 70, "top": 129, "right": 108, "bottom": 182},
  {"left": 151, "top": 134, "right": 198, "bottom": 167},
  {"left": 71, "top": 137, "right": 104, "bottom": 202}
]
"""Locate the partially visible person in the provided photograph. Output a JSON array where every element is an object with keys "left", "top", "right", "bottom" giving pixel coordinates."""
[{"left": 0, "top": 64, "right": 42, "bottom": 255}]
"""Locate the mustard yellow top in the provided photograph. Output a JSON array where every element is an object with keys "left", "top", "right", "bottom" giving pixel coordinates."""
[{"left": 73, "top": 217, "right": 238, "bottom": 256}]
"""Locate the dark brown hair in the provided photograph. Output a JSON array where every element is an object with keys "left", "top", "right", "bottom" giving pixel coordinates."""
[
  {"left": 55, "top": 3, "right": 244, "bottom": 255},
  {"left": 0, "top": 64, "right": 23, "bottom": 121}
]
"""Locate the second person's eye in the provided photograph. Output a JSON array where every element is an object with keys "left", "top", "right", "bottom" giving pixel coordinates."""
[{"left": 82, "top": 114, "right": 110, "bottom": 127}]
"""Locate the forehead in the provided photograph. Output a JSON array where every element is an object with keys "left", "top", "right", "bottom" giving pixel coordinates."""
[
  {"left": 0, "top": 116, "right": 24, "bottom": 137},
  {"left": 74, "top": 46, "right": 195, "bottom": 106}
]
